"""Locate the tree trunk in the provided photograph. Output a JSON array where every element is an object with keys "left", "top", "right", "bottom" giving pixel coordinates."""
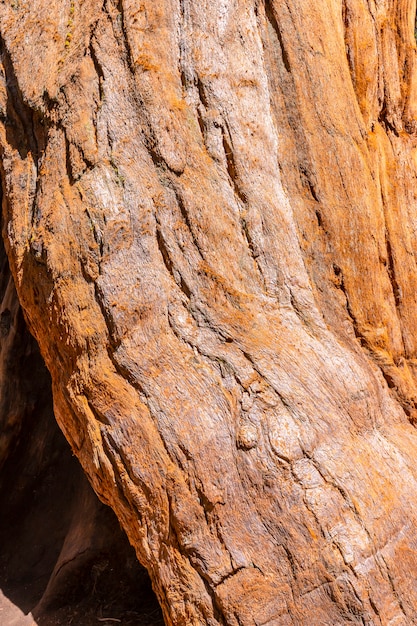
[{"left": 2, "top": 0, "right": 417, "bottom": 624}]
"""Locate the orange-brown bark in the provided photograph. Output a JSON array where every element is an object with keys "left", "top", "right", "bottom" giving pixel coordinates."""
[{"left": 2, "top": 1, "right": 417, "bottom": 624}]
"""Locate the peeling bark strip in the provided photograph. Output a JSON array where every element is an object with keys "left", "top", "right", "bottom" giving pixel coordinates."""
[{"left": 2, "top": 0, "right": 417, "bottom": 624}]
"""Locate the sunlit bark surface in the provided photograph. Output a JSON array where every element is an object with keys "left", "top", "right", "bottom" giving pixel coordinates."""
[{"left": 2, "top": 1, "right": 417, "bottom": 624}]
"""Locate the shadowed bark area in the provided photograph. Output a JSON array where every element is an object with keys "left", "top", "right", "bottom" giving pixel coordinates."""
[{"left": 1, "top": 1, "right": 417, "bottom": 625}]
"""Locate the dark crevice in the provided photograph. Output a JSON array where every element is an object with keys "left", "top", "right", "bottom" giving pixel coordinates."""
[
  {"left": 117, "top": 0, "right": 134, "bottom": 74},
  {"left": 300, "top": 165, "right": 320, "bottom": 202},
  {"left": 179, "top": 66, "right": 188, "bottom": 91},
  {"left": 332, "top": 264, "right": 362, "bottom": 340},
  {"left": 382, "top": 370, "right": 397, "bottom": 391},
  {"left": 368, "top": 594, "right": 381, "bottom": 619},
  {"left": 178, "top": 0, "right": 195, "bottom": 93},
  {"left": 281, "top": 545, "right": 297, "bottom": 580},
  {"left": 93, "top": 282, "right": 119, "bottom": 349},
  {"left": 85, "top": 397, "right": 111, "bottom": 427},
  {"left": 195, "top": 485, "right": 218, "bottom": 518},
  {"left": 215, "top": 566, "right": 246, "bottom": 588},
  {"left": 156, "top": 227, "right": 174, "bottom": 276},
  {"left": 195, "top": 78, "right": 211, "bottom": 148},
  {"left": 385, "top": 235, "right": 402, "bottom": 306},
  {"left": 148, "top": 143, "right": 169, "bottom": 170},
  {"left": 104, "top": 0, "right": 136, "bottom": 76},
  {"left": 155, "top": 224, "right": 193, "bottom": 300},
  {"left": 378, "top": 107, "right": 400, "bottom": 137},
  {"left": 142, "top": 125, "right": 171, "bottom": 175},
  {"left": 196, "top": 77, "right": 210, "bottom": 109},
  {"left": 179, "top": 274, "right": 193, "bottom": 300},
  {"left": 200, "top": 578, "right": 227, "bottom": 626},
  {"left": 196, "top": 105, "right": 207, "bottom": 142},
  {"left": 221, "top": 128, "right": 248, "bottom": 205},
  {"left": 172, "top": 185, "right": 205, "bottom": 259},
  {"left": 89, "top": 36, "right": 105, "bottom": 105},
  {"left": 380, "top": 556, "right": 408, "bottom": 618},
  {"left": 63, "top": 132, "right": 76, "bottom": 185},
  {"left": 342, "top": 2, "right": 354, "bottom": 77},
  {"left": 265, "top": 0, "right": 291, "bottom": 73}
]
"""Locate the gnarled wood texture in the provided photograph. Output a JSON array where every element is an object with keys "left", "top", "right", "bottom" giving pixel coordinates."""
[{"left": 2, "top": 1, "right": 417, "bottom": 624}]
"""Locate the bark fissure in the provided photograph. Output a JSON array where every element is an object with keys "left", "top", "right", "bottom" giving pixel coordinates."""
[
  {"left": 264, "top": 0, "right": 291, "bottom": 73},
  {"left": 379, "top": 555, "right": 408, "bottom": 618}
]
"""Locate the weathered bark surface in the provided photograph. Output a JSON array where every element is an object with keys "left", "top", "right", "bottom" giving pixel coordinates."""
[{"left": 2, "top": 0, "right": 417, "bottom": 624}]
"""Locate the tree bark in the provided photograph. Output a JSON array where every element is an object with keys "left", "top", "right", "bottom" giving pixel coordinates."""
[{"left": 2, "top": 0, "right": 417, "bottom": 624}]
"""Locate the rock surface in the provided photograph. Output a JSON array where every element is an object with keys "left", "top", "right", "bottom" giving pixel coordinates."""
[{"left": 2, "top": 0, "right": 417, "bottom": 624}]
